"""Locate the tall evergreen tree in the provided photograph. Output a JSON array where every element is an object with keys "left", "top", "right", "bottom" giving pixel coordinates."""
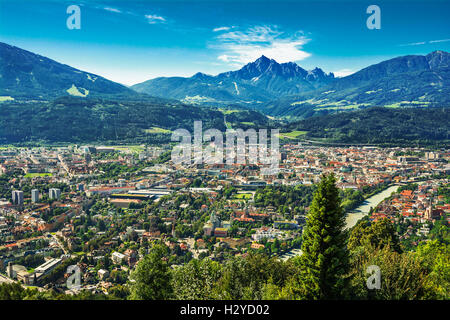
[{"left": 293, "top": 174, "right": 349, "bottom": 299}]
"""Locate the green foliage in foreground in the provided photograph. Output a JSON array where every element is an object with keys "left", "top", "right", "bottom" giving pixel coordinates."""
[
  {"left": 0, "top": 282, "right": 111, "bottom": 300},
  {"left": 129, "top": 244, "right": 173, "bottom": 300}
]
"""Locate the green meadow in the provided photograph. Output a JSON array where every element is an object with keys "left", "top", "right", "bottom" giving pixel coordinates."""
[
  {"left": 280, "top": 130, "right": 308, "bottom": 139},
  {"left": 24, "top": 173, "right": 53, "bottom": 178},
  {"left": 144, "top": 127, "right": 172, "bottom": 134}
]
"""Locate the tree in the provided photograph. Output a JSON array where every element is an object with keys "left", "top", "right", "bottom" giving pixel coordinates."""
[
  {"left": 416, "top": 240, "right": 450, "bottom": 299},
  {"left": 171, "top": 258, "right": 222, "bottom": 299},
  {"left": 216, "top": 253, "right": 293, "bottom": 300},
  {"left": 0, "top": 282, "right": 25, "bottom": 300},
  {"left": 129, "top": 244, "right": 173, "bottom": 300},
  {"left": 108, "top": 285, "right": 130, "bottom": 300},
  {"left": 97, "top": 219, "right": 106, "bottom": 232},
  {"left": 288, "top": 174, "right": 349, "bottom": 299},
  {"left": 349, "top": 245, "right": 428, "bottom": 300},
  {"left": 348, "top": 218, "right": 402, "bottom": 253}
]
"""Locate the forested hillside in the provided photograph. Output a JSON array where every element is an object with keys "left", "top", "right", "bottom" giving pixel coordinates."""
[
  {"left": 0, "top": 97, "right": 270, "bottom": 144},
  {"left": 285, "top": 107, "right": 450, "bottom": 146}
]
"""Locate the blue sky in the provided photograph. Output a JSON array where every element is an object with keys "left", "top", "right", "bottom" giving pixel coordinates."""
[{"left": 1, "top": 0, "right": 449, "bottom": 85}]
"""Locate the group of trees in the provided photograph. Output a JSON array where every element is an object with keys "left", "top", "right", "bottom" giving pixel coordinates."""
[
  {"left": 98, "top": 162, "right": 141, "bottom": 180},
  {"left": 254, "top": 185, "right": 314, "bottom": 217},
  {"left": 0, "top": 282, "right": 113, "bottom": 300},
  {"left": 438, "top": 185, "right": 450, "bottom": 204},
  {"left": 1, "top": 97, "right": 275, "bottom": 144},
  {"left": 287, "top": 107, "right": 450, "bottom": 146},
  {"left": 253, "top": 182, "right": 386, "bottom": 218},
  {"left": 13, "top": 253, "right": 45, "bottom": 270},
  {"left": 340, "top": 188, "right": 365, "bottom": 211}
]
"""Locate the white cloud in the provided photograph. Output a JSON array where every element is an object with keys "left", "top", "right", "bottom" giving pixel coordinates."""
[
  {"left": 399, "top": 38, "right": 450, "bottom": 46},
  {"left": 213, "top": 26, "right": 231, "bottom": 32},
  {"left": 145, "top": 14, "right": 166, "bottom": 24},
  {"left": 210, "top": 25, "right": 311, "bottom": 66},
  {"left": 400, "top": 41, "right": 426, "bottom": 47},
  {"left": 333, "top": 69, "right": 355, "bottom": 77},
  {"left": 429, "top": 38, "right": 450, "bottom": 43},
  {"left": 104, "top": 7, "right": 121, "bottom": 13}
]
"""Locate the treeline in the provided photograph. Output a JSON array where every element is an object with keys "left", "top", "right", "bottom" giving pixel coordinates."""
[
  {"left": 0, "top": 97, "right": 276, "bottom": 145},
  {"left": 123, "top": 240, "right": 447, "bottom": 300},
  {"left": 1, "top": 233, "right": 447, "bottom": 300},
  {"left": 286, "top": 107, "right": 450, "bottom": 146}
]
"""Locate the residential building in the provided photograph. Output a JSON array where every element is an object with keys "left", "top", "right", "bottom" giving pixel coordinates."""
[
  {"left": 31, "top": 189, "right": 39, "bottom": 203},
  {"left": 49, "top": 188, "right": 61, "bottom": 200},
  {"left": 12, "top": 190, "right": 24, "bottom": 206}
]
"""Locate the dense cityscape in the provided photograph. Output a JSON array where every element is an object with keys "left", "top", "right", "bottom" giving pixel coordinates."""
[{"left": 0, "top": 143, "right": 448, "bottom": 299}]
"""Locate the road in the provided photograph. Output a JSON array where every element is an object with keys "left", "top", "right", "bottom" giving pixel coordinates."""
[
  {"left": 50, "top": 233, "right": 68, "bottom": 254},
  {"left": 0, "top": 273, "right": 14, "bottom": 284}
]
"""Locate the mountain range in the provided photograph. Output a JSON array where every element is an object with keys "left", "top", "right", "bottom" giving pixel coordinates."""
[
  {"left": 0, "top": 40, "right": 449, "bottom": 146},
  {"left": 263, "top": 50, "right": 450, "bottom": 117},
  {"left": 131, "top": 55, "right": 335, "bottom": 105},
  {"left": 1, "top": 41, "right": 449, "bottom": 119},
  {"left": 0, "top": 42, "right": 272, "bottom": 144},
  {"left": 0, "top": 42, "right": 142, "bottom": 101},
  {"left": 131, "top": 50, "right": 450, "bottom": 117}
]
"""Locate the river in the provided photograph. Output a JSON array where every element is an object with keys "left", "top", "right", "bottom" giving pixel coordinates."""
[
  {"left": 345, "top": 185, "right": 400, "bottom": 229},
  {"left": 279, "top": 184, "right": 412, "bottom": 259},
  {"left": 277, "top": 185, "right": 400, "bottom": 260}
]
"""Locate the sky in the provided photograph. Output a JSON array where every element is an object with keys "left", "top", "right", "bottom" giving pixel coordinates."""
[{"left": 0, "top": 0, "right": 449, "bottom": 86}]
